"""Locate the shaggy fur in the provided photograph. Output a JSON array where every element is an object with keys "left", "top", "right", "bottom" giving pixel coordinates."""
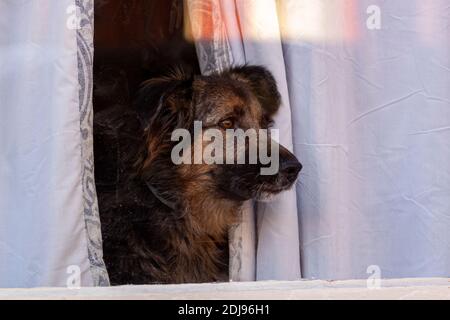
[{"left": 94, "top": 65, "right": 301, "bottom": 285}]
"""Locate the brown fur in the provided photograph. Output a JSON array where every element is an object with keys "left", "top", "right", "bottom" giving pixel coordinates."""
[{"left": 94, "top": 65, "right": 301, "bottom": 284}]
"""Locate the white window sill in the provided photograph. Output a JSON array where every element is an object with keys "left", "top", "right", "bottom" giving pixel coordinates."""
[{"left": 0, "top": 278, "right": 448, "bottom": 300}]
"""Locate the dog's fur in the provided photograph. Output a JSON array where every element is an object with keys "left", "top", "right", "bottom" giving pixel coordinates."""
[{"left": 94, "top": 65, "right": 301, "bottom": 285}]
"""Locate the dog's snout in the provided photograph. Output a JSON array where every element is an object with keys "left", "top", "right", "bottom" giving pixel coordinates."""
[
  {"left": 280, "top": 158, "right": 302, "bottom": 180},
  {"left": 277, "top": 144, "right": 302, "bottom": 185}
]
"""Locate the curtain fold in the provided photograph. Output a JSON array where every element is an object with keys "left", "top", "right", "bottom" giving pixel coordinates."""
[
  {"left": 0, "top": 0, "right": 108, "bottom": 287},
  {"left": 187, "top": 0, "right": 450, "bottom": 280}
]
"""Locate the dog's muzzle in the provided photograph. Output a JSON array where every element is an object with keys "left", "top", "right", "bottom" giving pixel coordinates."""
[{"left": 278, "top": 145, "right": 302, "bottom": 187}]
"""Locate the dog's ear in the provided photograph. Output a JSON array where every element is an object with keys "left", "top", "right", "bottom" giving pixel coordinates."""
[
  {"left": 135, "top": 69, "right": 194, "bottom": 167},
  {"left": 135, "top": 69, "right": 194, "bottom": 129},
  {"left": 227, "top": 65, "right": 281, "bottom": 118}
]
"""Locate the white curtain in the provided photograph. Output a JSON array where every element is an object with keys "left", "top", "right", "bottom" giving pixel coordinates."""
[
  {"left": 0, "top": 0, "right": 108, "bottom": 287},
  {"left": 188, "top": 0, "right": 450, "bottom": 280}
]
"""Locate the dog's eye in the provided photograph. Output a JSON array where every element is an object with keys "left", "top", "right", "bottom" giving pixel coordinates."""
[{"left": 219, "top": 118, "right": 235, "bottom": 129}]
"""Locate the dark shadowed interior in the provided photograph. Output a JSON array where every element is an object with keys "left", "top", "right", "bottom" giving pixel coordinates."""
[{"left": 93, "top": 0, "right": 199, "bottom": 113}]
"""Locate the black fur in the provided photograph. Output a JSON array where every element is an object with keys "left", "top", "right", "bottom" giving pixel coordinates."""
[{"left": 94, "top": 66, "right": 301, "bottom": 284}]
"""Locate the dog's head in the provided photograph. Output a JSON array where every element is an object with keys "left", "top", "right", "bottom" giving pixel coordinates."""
[{"left": 135, "top": 65, "right": 301, "bottom": 204}]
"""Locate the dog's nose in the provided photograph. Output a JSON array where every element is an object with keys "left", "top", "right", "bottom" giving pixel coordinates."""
[{"left": 280, "top": 158, "right": 302, "bottom": 181}]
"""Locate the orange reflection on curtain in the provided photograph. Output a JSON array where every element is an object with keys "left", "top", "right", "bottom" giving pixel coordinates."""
[
  {"left": 185, "top": 0, "right": 361, "bottom": 43},
  {"left": 343, "top": 0, "right": 360, "bottom": 43},
  {"left": 279, "top": 0, "right": 360, "bottom": 43},
  {"left": 184, "top": 0, "right": 215, "bottom": 42}
]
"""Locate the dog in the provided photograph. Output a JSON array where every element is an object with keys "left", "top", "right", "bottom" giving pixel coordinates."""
[{"left": 94, "top": 65, "right": 302, "bottom": 285}]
